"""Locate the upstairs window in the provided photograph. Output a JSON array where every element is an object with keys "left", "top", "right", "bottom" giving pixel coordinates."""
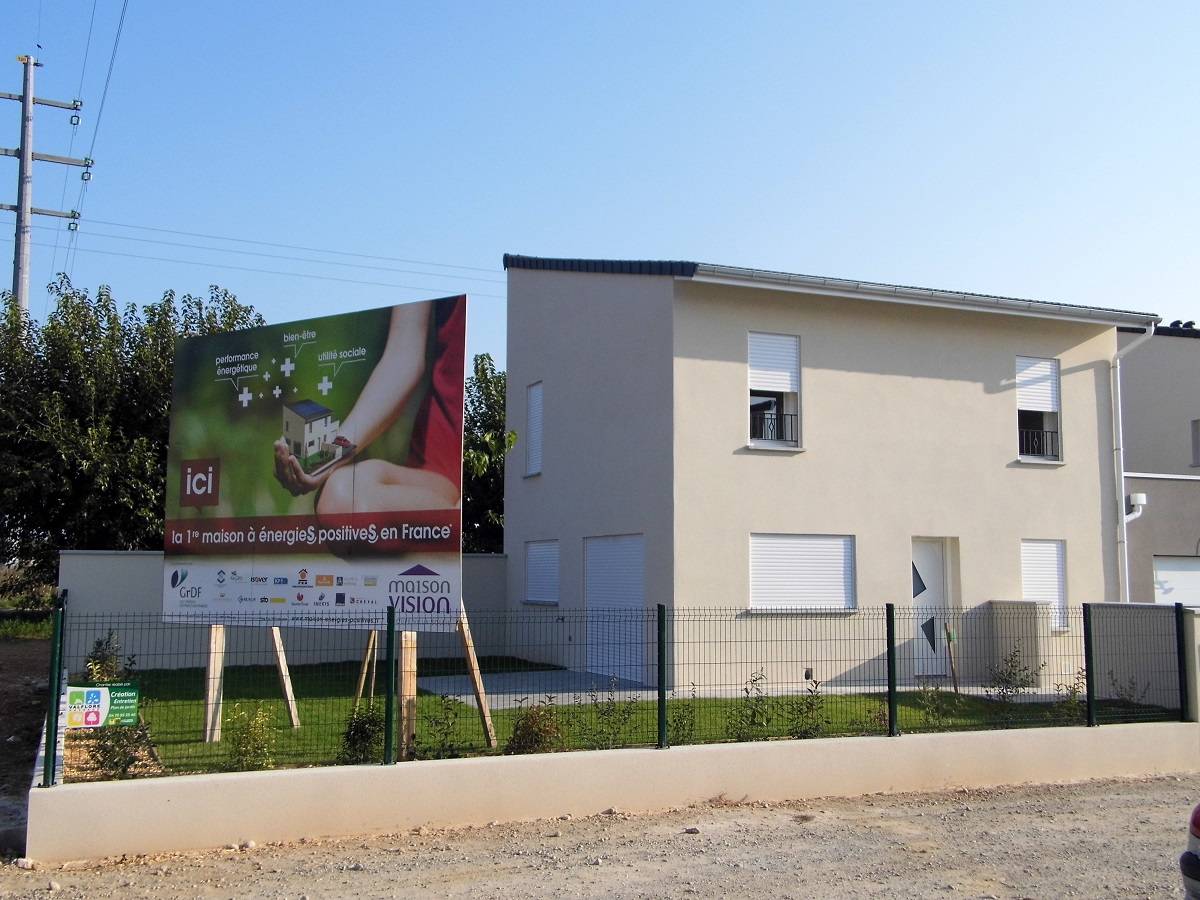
[
  {"left": 748, "top": 333, "right": 800, "bottom": 446},
  {"left": 524, "top": 540, "right": 559, "bottom": 604},
  {"left": 1015, "top": 356, "right": 1061, "bottom": 460},
  {"left": 525, "top": 382, "right": 543, "bottom": 475}
]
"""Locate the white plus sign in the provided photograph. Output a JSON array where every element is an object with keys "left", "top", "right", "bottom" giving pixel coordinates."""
[
  {"left": 272, "top": 385, "right": 282, "bottom": 399},
  {"left": 317, "top": 375, "right": 333, "bottom": 396},
  {"left": 262, "top": 370, "right": 271, "bottom": 383},
  {"left": 280, "top": 358, "right": 295, "bottom": 377},
  {"left": 238, "top": 386, "right": 253, "bottom": 407}
]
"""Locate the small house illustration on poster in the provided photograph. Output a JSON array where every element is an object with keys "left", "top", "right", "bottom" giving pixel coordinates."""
[{"left": 281, "top": 399, "right": 356, "bottom": 475}]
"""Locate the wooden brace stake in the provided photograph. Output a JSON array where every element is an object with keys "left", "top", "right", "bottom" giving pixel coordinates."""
[
  {"left": 398, "top": 631, "right": 418, "bottom": 759},
  {"left": 203, "top": 624, "right": 225, "bottom": 743},
  {"left": 271, "top": 626, "right": 301, "bottom": 728},
  {"left": 458, "top": 610, "right": 497, "bottom": 748}
]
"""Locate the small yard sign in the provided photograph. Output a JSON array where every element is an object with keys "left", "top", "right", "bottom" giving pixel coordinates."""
[{"left": 65, "top": 682, "right": 140, "bottom": 729}]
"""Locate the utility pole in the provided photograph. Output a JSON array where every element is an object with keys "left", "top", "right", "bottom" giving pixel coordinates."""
[{"left": 1, "top": 56, "right": 89, "bottom": 314}]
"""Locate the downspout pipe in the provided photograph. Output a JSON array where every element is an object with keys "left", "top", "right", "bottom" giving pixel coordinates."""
[{"left": 1112, "top": 321, "right": 1158, "bottom": 603}]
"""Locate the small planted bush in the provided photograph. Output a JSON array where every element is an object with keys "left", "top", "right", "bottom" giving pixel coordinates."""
[
  {"left": 88, "top": 722, "right": 153, "bottom": 780},
  {"left": 84, "top": 629, "right": 136, "bottom": 681},
  {"left": 986, "top": 641, "right": 1045, "bottom": 725},
  {"left": 725, "top": 668, "right": 772, "bottom": 743},
  {"left": 417, "top": 694, "right": 463, "bottom": 760},
  {"left": 1048, "top": 667, "right": 1088, "bottom": 726},
  {"left": 668, "top": 683, "right": 698, "bottom": 746},
  {"left": 578, "top": 678, "right": 639, "bottom": 751},
  {"left": 913, "top": 679, "right": 960, "bottom": 731},
  {"left": 505, "top": 697, "right": 561, "bottom": 755},
  {"left": 339, "top": 702, "right": 386, "bottom": 765},
  {"left": 783, "top": 679, "right": 829, "bottom": 740},
  {"left": 226, "top": 703, "right": 275, "bottom": 771}
]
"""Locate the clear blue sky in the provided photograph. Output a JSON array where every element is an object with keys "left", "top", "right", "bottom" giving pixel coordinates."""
[{"left": 4, "top": 2, "right": 1199, "bottom": 367}]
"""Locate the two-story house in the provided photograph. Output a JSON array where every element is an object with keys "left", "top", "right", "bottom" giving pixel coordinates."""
[{"left": 502, "top": 254, "right": 1159, "bottom": 686}]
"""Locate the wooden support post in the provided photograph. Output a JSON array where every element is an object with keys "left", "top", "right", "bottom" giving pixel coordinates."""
[
  {"left": 270, "top": 626, "right": 301, "bottom": 728},
  {"left": 204, "top": 625, "right": 226, "bottom": 743},
  {"left": 353, "top": 630, "right": 378, "bottom": 710},
  {"left": 944, "top": 621, "right": 960, "bottom": 694},
  {"left": 368, "top": 629, "right": 378, "bottom": 702},
  {"left": 458, "top": 610, "right": 497, "bottom": 749},
  {"left": 399, "top": 631, "right": 418, "bottom": 759}
]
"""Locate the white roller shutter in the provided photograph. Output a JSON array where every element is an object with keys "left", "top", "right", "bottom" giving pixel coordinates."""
[
  {"left": 525, "top": 540, "right": 559, "bottom": 604},
  {"left": 1021, "top": 539, "right": 1066, "bottom": 627},
  {"left": 525, "top": 382, "right": 543, "bottom": 475},
  {"left": 750, "top": 534, "right": 856, "bottom": 610},
  {"left": 1016, "top": 357, "right": 1060, "bottom": 412},
  {"left": 749, "top": 333, "right": 800, "bottom": 393},
  {"left": 585, "top": 534, "right": 645, "bottom": 683}
]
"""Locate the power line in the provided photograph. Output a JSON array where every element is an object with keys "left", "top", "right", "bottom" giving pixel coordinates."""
[
  {"left": 86, "top": 217, "right": 500, "bottom": 274},
  {"left": 6, "top": 237, "right": 506, "bottom": 299},
  {"left": 32, "top": 223, "right": 505, "bottom": 284},
  {"left": 46, "top": 0, "right": 99, "bottom": 302},
  {"left": 66, "top": 0, "right": 129, "bottom": 276}
]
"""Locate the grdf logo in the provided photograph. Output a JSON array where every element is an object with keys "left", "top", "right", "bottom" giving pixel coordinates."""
[
  {"left": 180, "top": 457, "right": 220, "bottom": 508},
  {"left": 170, "top": 569, "right": 188, "bottom": 589}
]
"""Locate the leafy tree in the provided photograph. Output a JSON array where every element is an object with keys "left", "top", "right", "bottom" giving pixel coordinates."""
[
  {"left": 461, "top": 353, "right": 515, "bottom": 553},
  {"left": 0, "top": 277, "right": 262, "bottom": 585}
]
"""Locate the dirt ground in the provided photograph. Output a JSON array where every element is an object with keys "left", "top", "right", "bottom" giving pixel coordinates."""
[
  {"left": 0, "top": 639, "right": 48, "bottom": 855},
  {"left": 1, "top": 773, "right": 1195, "bottom": 899}
]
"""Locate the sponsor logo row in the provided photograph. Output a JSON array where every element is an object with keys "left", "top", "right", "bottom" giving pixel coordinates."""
[{"left": 214, "top": 567, "right": 378, "bottom": 588}]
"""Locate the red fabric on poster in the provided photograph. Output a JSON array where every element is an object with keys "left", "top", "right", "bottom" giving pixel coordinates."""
[{"left": 406, "top": 295, "right": 466, "bottom": 490}]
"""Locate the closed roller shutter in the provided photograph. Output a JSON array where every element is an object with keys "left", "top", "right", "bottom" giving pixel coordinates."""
[
  {"left": 1152, "top": 556, "right": 1200, "bottom": 606},
  {"left": 585, "top": 534, "right": 645, "bottom": 684},
  {"left": 750, "top": 534, "right": 856, "bottom": 610},
  {"left": 1016, "top": 357, "right": 1060, "bottom": 412},
  {"left": 1021, "top": 539, "right": 1066, "bottom": 627},
  {"left": 748, "top": 333, "right": 800, "bottom": 393},
  {"left": 525, "top": 541, "right": 559, "bottom": 604},
  {"left": 525, "top": 382, "right": 543, "bottom": 475}
]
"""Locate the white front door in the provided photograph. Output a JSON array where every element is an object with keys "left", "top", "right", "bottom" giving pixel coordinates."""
[
  {"left": 584, "top": 534, "right": 645, "bottom": 684},
  {"left": 912, "top": 538, "right": 948, "bottom": 677}
]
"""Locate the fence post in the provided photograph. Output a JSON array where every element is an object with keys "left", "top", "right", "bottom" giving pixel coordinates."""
[
  {"left": 1176, "top": 602, "right": 1192, "bottom": 723},
  {"left": 1082, "top": 603, "right": 1098, "bottom": 727},
  {"left": 885, "top": 603, "right": 899, "bottom": 737},
  {"left": 383, "top": 605, "right": 397, "bottom": 764},
  {"left": 41, "top": 599, "right": 64, "bottom": 788},
  {"left": 656, "top": 604, "right": 668, "bottom": 749}
]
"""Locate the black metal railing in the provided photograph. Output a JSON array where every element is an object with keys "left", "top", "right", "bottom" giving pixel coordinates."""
[
  {"left": 37, "top": 601, "right": 1188, "bottom": 783},
  {"left": 1018, "top": 428, "right": 1059, "bottom": 459},
  {"left": 750, "top": 411, "right": 798, "bottom": 443}
]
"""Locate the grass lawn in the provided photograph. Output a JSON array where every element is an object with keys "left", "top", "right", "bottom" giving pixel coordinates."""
[{"left": 63, "top": 661, "right": 1176, "bottom": 780}]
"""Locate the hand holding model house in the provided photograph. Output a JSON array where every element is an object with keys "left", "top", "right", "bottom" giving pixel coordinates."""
[{"left": 271, "top": 298, "right": 464, "bottom": 515}]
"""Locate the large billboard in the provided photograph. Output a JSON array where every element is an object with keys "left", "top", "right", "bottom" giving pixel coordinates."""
[{"left": 162, "top": 296, "right": 466, "bottom": 629}]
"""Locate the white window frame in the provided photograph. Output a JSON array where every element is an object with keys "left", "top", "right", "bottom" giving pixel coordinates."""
[
  {"left": 525, "top": 381, "right": 543, "bottom": 476},
  {"left": 747, "top": 332, "right": 802, "bottom": 450},
  {"left": 749, "top": 533, "right": 857, "bottom": 612},
  {"left": 1015, "top": 356, "right": 1063, "bottom": 462},
  {"left": 1021, "top": 538, "right": 1067, "bottom": 629},
  {"left": 524, "top": 539, "right": 559, "bottom": 605}
]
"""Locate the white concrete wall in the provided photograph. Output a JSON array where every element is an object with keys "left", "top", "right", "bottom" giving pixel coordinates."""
[
  {"left": 26, "top": 722, "right": 1200, "bottom": 862},
  {"left": 56, "top": 551, "right": 508, "bottom": 670},
  {"left": 672, "top": 280, "right": 1121, "bottom": 613},
  {"left": 503, "top": 268, "right": 676, "bottom": 647}
]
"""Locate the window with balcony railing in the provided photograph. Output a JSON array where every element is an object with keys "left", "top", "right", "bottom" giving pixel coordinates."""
[{"left": 1016, "top": 356, "right": 1061, "bottom": 461}]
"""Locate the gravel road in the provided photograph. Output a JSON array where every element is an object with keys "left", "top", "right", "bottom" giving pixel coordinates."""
[{"left": 1, "top": 773, "right": 1195, "bottom": 898}]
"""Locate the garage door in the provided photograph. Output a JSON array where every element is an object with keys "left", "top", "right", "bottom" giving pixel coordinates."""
[
  {"left": 1153, "top": 556, "right": 1200, "bottom": 606},
  {"left": 584, "top": 534, "right": 645, "bottom": 684}
]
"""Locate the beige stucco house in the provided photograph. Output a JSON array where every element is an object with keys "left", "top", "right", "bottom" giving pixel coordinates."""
[
  {"left": 1119, "top": 324, "right": 1200, "bottom": 605},
  {"left": 503, "top": 254, "right": 1160, "bottom": 687}
]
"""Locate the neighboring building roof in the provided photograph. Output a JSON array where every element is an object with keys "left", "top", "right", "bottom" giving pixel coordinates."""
[
  {"left": 503, "top": 253, "right": 1160, "bottom": 328},
  {"left": 285, "top": 399, "right": 333, "bottom": 421},
  {"left": 1120, "top": 323, "right": 1200, "bottom": 340}
]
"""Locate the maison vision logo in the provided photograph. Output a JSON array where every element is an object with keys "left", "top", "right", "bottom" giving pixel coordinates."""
[
  {"left": 388, "top": 565, "right": 452, "bottom": 614},
  {"left": 180, "top": 457, "right": 220, "bottom": 508}
]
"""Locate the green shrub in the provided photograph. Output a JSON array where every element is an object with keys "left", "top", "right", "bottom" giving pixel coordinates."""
[
  {"left": 578, "top": 678, "right": 638, "bottom": 751},
  {"left": 84, "top": 629, "right": 136, "bottom": 682},
  {"left": 339, "top": 702, "right": 386, "bottom": 765},
  {"left": 88, "top": 722, "right": 153, "bottom": 780},
  {"left": 1108, "top": 670, "right": 1150, "bottom": 706},
  {"left": 505, "top": 697, "right": 561, "bottom": 755},
  {"left": 668, "top": 683, "right": 698, "bottom": 746},
  {"left": 913, "top": 679, "right": 960, "bottom": 731},
  {"left": 848, "top": 700, "right": 890, "bottom": 735},
  {"left": 725, "top": 668, "right": 772, "bottom": 743},
  {"left": 417, "top": 694, "right": 463, "bottom": 760},
  {"left": 225, "top": 703, "right": 275, "bottom": 771},
  {"left": 985, "top": 641, "right": 1044, "bottom": 724},
  {"left": 783, "top": 679, "right": 829, "bottom": 739},
  {"left": 1047, "top": 667, "right": 1087, "bottom": 725}
]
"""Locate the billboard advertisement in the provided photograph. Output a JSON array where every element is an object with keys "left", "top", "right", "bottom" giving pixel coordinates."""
[{"left": 162, "top": 296, "right": 466, "bottom": 629}]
